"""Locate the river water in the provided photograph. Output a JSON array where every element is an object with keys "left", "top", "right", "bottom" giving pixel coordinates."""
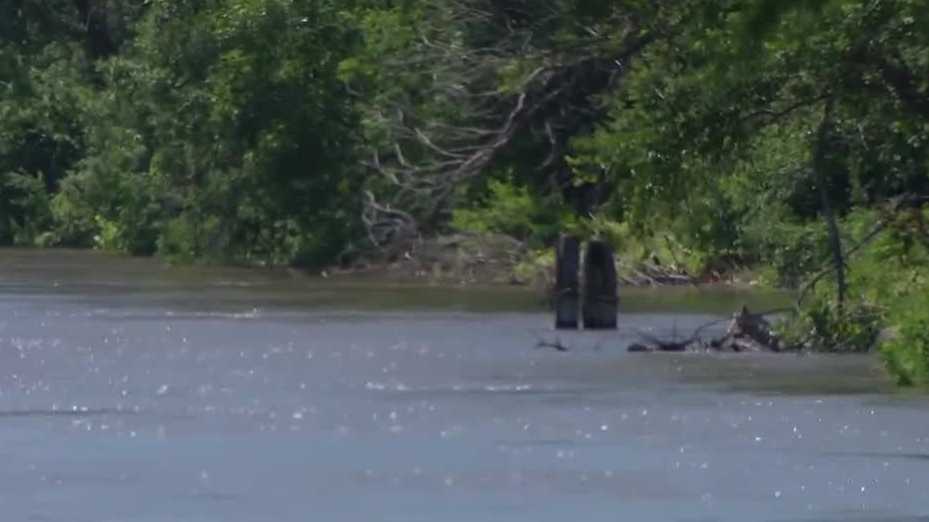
[{"left": 0, "top": 249, "right": 927, "bottom": 522}]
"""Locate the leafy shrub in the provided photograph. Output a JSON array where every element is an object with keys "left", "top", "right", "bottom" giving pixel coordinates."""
[
  {"left": 782, "top": 295, "right": 882, "bottom": 353},
  {"left": 881, "top": 304, "right": 929, "bottom": 386},
  {"left": 156, "top": 216, "right": 202, "bottom": 265},
  {"left": 0, "top": 172, "right": 54, "bottom": 246},
  {"left": 452, "top": 179, "right": 562, "bottom": 247},
  {"left": 512, "top": 249, "right": 555, "bottom": 289},
  {"left": 745, "top": 218, "right": 830, "bottom": 288},
  {"left": 778, "top": 207, "right": 929, "bottom": 387}
]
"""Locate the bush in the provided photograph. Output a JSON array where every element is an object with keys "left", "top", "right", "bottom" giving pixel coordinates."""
[
  {"left": 745, "top": 218, "right": 830, "bottom": 288},
  {"left": 781, "top": 295, "right": 882, "bottom": 353},
  {"left": 156, "top": 216, "right": 202, "bottom": 264},
  {"left": 452, "top": 179, "right": 562, "bottom": 247},
  {"left": 0, "top": 172, "right": 54, "bottom": 246},
  {"left": 881, "top": 304, "right": 929, "bottom": 386},
  {"left": 776, "top": 207, "right": 929, "bottom": 386}
]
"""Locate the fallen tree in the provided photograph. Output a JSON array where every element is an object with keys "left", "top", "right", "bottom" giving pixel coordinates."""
[{"left": 628, "top": 306, "right": 789, "bottom": 353}]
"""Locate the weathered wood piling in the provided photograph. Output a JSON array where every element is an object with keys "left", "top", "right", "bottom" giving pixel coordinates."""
[
  {"left": 554, "top": 237, "right": 618, "bottom": 330},
  {"left": 554, "top": 235, "right": 580, "bottom": 329},
  {"left": 582, "top": 240, "right": 618, "bottom": 330}
]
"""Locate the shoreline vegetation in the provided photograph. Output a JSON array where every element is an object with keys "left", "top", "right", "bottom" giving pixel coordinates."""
[
  {"left": 326, "top": 232, "right": 752, "bottom": 288},
  {"left": 2, "top": 1, "right": 927, "bottom": 385}
]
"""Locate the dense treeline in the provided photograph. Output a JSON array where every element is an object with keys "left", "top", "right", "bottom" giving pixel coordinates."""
[
  {"left": 2, "top": 0, "right": 361, "bottom": 263},
  {"left": 1, "top": 1, "right": 927, "bottom": 382}
]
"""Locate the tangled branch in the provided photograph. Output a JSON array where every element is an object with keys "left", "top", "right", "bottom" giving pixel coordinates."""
[{"left": 358, "top": 0, "right": 661, "bottom": 246}]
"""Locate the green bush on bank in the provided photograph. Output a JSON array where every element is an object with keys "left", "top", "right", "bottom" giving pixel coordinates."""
[
  {"left": 882, "top": 303, "right": 929, "bottom": 386},
  {"left": 774, "top": 208, "right": 929, "bottom": 384},
  {"left": 580, "top": 216, "right": 710, "bottom": 277},
  {"left": 780, "top": 293, "right": 882, "bottom": 353},
  {"left": 451, "top": 179, "right": 563, "bottom": 248},
  {"left": 0, "top": 172, "right": 54, "bottom": 246}
]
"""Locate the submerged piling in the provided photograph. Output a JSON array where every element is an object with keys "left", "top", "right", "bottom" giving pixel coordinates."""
[
  {"left": 582, "top": 240, "right": 618, "bottom": 330},
  {"left": 554, "top": 235, "right": 580, "bottom": 330}
]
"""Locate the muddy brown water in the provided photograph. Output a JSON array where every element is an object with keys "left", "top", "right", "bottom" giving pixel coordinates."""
[{"left": 0, "top": 249, "right": 927, "bottom": 522}]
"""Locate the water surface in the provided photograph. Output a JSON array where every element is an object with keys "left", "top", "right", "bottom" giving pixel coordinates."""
[{"left": 0, "top": 249, "right": 926, "bottom": 522}]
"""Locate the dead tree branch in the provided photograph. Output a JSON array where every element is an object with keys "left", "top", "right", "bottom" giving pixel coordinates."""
[{"left": 357, "top": 0, "right": 661, "bottom": 246}]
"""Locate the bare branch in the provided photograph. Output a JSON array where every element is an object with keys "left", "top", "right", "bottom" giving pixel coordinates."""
[{"left": 357, "top": 0, "right": 659, "bottom": 245}]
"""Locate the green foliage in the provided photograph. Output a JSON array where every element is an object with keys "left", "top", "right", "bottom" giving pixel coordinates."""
[
  {"left": 575, "top": 217, "right": 697, "bottom": 274},
  {"left": 451, "top": 179, "right": 563, "bottom": 246},
  {"left": 747, "top": 219, "right": 829, "bottom": 288},
  {"left": 849, "top": 208, "right": 929, "bottom": 384},
  {"left": 157, "top": 215, "right": 215, "bottom": 264},
  {"left": 882, "top": 304, "right": 929, "bottom": 386},
  {"left": 783, "top": 295, "right": 883, "bottom": 353},
  {"left": 3, "top": 0, "right": 365, "bottom": 266},
  {"left": 778, "top": 208, "right": 929, "bottom": 382},
  {"left": 566, "top": 0, "right": 929, "bottom": 382},
  {"left": 0, "top": 172, "right": 54, "bottom": 245},
  {"left": 512, "top": 248, "right": 556, "bottom": 288}
]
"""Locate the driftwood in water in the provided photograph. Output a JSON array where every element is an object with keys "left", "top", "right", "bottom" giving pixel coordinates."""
[
  {"left": 628, "top": 306, "right": 785, "bottom": 353},
  {"left": 534, "top": 337, "right": 570, "bottom": 352},
  {"left": 582, "top": 240, "right": 618, "bottom": 330},
  {"left": 554, "top": 235, "right": 580, "bottom": 330},
  {"left": 710, "top": 306, "right": 783, "bottom": 352}
]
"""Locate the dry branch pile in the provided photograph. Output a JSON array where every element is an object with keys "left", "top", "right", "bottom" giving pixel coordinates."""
[{"left": 628, "top": 306, "right": 786, "bottom": 353}]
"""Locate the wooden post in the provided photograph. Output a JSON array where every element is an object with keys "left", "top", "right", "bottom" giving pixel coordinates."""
[
  {"left": 583, "top": 240, "right": 618, "bottom": 330},
  {"left": 554, "top": 235, "right": 580, "bottom": 330}
]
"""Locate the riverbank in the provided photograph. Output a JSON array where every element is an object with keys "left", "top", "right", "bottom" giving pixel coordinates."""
[
  {"left": 330, "top": 233, "right": 764, "bottom": 292},
  {"left": 0, "top": 246, "right": 790, "bottom": 315}
]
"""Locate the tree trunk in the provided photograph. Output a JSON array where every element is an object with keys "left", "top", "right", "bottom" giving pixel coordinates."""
[{"left": 814, "top": 98, "right": 847, "bottom": 312}]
